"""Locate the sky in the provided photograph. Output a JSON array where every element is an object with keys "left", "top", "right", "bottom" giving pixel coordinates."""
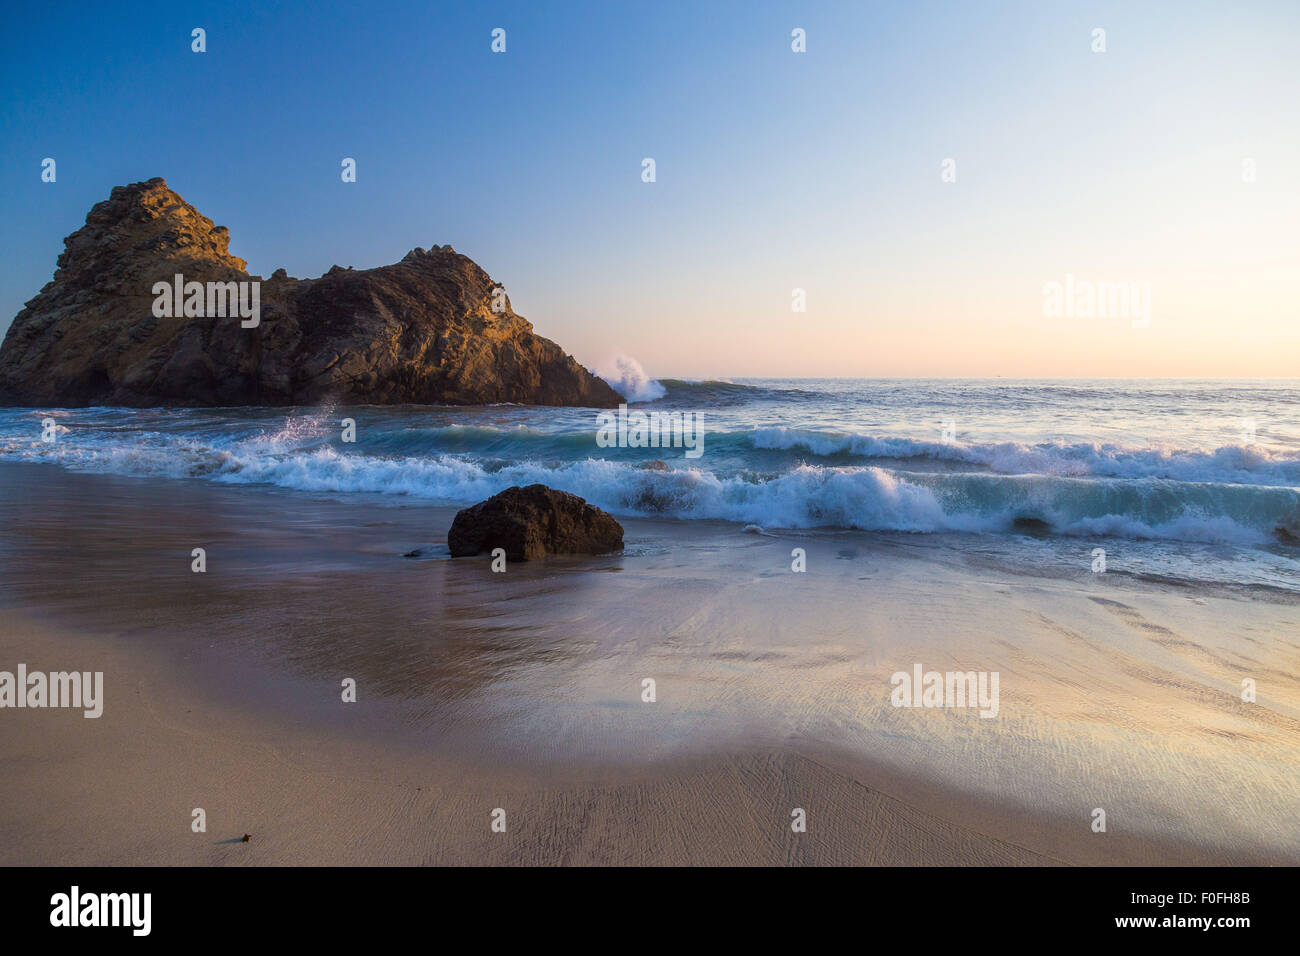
[{"left": 1, "top": 0, "right": 1298, "bottom": 379}]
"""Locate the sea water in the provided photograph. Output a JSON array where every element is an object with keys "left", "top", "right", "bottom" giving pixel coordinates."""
[{"left": 2, "top": 377, "right": 1297, "bottom": 591}]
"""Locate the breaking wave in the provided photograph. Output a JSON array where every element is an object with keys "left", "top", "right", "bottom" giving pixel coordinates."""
[{"left": 4, "top": 426, "right": 1297, "bottom": 547}]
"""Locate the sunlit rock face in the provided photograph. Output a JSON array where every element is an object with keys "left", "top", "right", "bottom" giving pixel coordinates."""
[{"left": 0, "top": 178, "right": 621, "bottom": 409}]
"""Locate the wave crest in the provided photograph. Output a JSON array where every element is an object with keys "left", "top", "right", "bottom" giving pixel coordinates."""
[
  {"left": 597, "top": 354, "right": 666, "bottom": 403},
  {"left": 750, "top": 427, "right": 1300, "bottom": 486}
]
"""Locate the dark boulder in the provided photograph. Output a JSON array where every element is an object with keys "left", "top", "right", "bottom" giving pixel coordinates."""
[{"left": 448, "top": 484, "right": 623, "bottom": 561}]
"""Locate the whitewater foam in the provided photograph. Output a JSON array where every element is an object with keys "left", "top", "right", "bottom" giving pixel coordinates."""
[
  {"left": 7, "top": 426, "right": 1294, "bottom": 549},
  {"left": 1, "top": 378, "right": 1296, "bottom": 567},
  {"left": 749, "top": 426, "right": 1300, "bottom": 487},
  {"left": 597, "top": 354, "right": 666, "bottom": 403}
]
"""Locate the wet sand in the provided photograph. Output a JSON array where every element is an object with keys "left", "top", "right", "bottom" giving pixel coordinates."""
[{"left": 0, "top": 462, "right": 1297, "bottom": 865}]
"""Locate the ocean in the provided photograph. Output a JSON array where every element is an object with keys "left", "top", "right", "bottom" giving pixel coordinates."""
[{"left": 3, "top": 377, "right": 1298, "bottom": 592}]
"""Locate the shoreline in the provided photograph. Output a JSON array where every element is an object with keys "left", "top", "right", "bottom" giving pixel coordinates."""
[
  {"left": 2, "top": 607, "right": 1256, "bottom": 867},
  {"left": 1, "top": 462, "right": 1298, "bottom": 865}
]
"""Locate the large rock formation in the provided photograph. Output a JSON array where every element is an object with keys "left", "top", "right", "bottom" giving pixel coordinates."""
[
  {"left": 448, "top": 485, "right": 624, "bottom": 561},
  {"left": 0, "top": 178, "right": 621, "bottom": 408}
]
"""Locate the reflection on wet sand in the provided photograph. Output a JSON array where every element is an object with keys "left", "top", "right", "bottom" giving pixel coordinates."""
[{"left": 2, "top": 461, "right": 1298, "bottom": 864}]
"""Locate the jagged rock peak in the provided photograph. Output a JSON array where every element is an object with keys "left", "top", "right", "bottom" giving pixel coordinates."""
[{"left": 0, "top": 179, "right": 622, "bottom": 409}]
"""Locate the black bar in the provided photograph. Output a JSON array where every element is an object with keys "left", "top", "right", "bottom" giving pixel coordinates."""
[{"left": 0, "top": 866, "right": 1282, "bottom": 942}]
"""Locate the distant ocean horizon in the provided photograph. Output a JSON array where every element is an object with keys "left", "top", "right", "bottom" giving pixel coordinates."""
[{"left": 3, "top": 376, "right": 1298, "bottom": 592}]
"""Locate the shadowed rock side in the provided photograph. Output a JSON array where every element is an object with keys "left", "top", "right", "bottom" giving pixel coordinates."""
[
  {"left": 448, "top": 484, "right": 624, "bottom": 561},
  {"left": 0, "top": 178, "right": 622, "bottom": 408}
]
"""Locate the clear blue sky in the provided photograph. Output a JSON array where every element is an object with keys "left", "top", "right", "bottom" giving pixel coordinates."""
[{"left": 2, "top": 1, "right": 1298, "bottom": 377}]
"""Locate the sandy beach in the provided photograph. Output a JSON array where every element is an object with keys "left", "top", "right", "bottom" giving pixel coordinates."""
[
  {"left": 3, "top": 0, "right": 1299, "bottom": 901},
  {"left": 1, "top": 460, "right": 1296, "bottom": 865}
]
